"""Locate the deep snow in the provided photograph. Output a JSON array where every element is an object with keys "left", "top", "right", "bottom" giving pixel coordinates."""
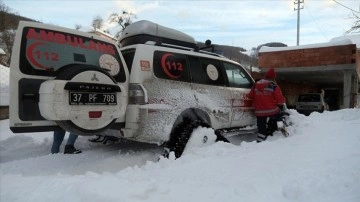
[
  {"left": 1, "top": 65, "right": 360, "bottom": 201},
  {"left": 1, "top": 108, "right": 360, "bottom": 202}
]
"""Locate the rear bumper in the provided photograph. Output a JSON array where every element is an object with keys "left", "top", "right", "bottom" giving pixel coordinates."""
[{"left": 296, "top": 109, "right": 324, "bottom": 115}]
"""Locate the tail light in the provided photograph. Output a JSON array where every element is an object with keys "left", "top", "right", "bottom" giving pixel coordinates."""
[
  {"left": 129, "top": 83, "right": 146, "bottom": 104},
  {"left": 89, "top": 111, "right": 102, "bottom": 118}
]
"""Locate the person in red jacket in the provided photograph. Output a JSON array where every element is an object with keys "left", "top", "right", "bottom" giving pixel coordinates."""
[{"left": 248, "top": 68, "right": 286, "bottom": 142}]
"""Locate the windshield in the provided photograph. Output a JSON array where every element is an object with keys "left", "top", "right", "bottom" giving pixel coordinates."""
[{"left": 298, "top": 94, "right": 321, "bottom": 102}]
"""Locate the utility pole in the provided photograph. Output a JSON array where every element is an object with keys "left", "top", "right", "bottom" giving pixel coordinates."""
[{"left": 294, "top": 0, "right": 304, "bottom": 46}]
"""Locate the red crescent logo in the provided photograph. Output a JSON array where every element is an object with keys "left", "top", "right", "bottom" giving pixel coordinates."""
[
  {"left": 26, "top": 42, "right": 50, "bottom": 70},
  {"left": 161, "top": 53, "right": 181, "bottom": 79}
]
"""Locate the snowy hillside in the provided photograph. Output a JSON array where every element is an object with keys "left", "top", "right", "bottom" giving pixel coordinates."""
[{"left": 1, "top": 108, "right": 360, "bottom": 202}]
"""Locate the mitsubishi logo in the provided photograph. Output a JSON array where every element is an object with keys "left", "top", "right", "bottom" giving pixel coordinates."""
[{"left": 91, "top": 73, "right": 99, "bottom": 81}]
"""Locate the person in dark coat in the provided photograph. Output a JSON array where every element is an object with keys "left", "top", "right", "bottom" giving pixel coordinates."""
[{"left": 248, "top": 68, "right": 286, "bottom": 142}]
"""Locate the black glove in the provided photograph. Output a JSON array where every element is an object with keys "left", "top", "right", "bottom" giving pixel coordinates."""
[{"left": 279, "top": 104, "right": 287, "bottom": 112}]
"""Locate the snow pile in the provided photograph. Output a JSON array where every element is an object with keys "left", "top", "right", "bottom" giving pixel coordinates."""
[
  {"left": 1, "top": 108, "right": 360, "bottom": 202},
  {"left": 331, "top": 34, "right": 360, "bottom": 48},
  {"left": 260, "top": 38, "right": 354, "bottom": 53},
  {"left": 0, "top": 48, "right": 5, "bottom": 55},
  {"left": 260, "top": 35, "right": 360, "bottom": 53},
  {"left": 0, "top": 64, "right": 10, "bottom": 106}
]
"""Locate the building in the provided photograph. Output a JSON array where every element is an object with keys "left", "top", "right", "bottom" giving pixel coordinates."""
[
  {"left": 88, "top": 29, "right": 117, "bottom": 42},
  {"left": 257, "top": 35, "right": 360, "bottom": 110}
]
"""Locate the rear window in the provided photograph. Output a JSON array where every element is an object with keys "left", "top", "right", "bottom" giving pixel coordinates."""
[
  {"left": 298, "top": 94, "right": 321, "bottom": 102},
  {"left": 20, "top": 27, "right": 126, "bottom": 82},
  {"left": 121, "top": 49, "right": 135, "bottom": 73}
]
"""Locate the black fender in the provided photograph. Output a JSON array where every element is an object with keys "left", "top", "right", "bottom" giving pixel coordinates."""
[
  {"left": 163, "top": 108, "right": 229, "bottom": 158},
  {"left": 170, "top": 108, "right": 211, "bottom": 134},
  {"left": 164, "top": 108, "right": 211, "bottom": 158}
]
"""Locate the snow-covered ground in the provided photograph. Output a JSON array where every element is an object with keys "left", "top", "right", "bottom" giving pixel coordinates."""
[{"left": 1, "top": 108, "right": 360, "bottom": 202}]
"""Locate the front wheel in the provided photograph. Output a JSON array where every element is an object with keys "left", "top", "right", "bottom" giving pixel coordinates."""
[{"left": 164, "top": 117, "right": 229, "bottom": 159}]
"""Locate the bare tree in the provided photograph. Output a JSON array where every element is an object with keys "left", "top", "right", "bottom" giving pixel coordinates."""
[
  {"left": 346, "top": 12, "right": 360, "bottom": 34},
  {"left": 92, "top": 15, "right": 104, "bottom": 31},
  {"left": 0, "top": 0, "right": 10, "bottom": 13},
  {"left": 250, "top": 47, "right": 258, "bottom": 58},
  {"left": 1, "top": 30, "right": 14, "bottom": 62},
  {"left": 0, "top": 0, "right": 11, "bottom": 32},
  {"left": 0, "top": 0, "right": 15, "bottom": 65},
  {"left": 74, "top": 24, "right": 82, "bottom": 30},
  {"left": 109, "top": 11, "right": 136, "bottom": 39}
]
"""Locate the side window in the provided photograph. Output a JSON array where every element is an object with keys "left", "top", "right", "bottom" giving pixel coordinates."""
[
  {"left": 153, "top": 51, "right": 190, "bottom": 82},
  {"left": 121, "top": 49, "right": 135, "bottom": 73},
  {"left": 224, "top": 62, "right": 252, "bottom": 88},
  {"left": 189, "top": 56, "right": 226, "bottom": 86}
]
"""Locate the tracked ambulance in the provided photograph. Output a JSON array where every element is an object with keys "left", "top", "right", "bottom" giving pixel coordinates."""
[{"left": 9, "top": 20, "right": 256, "bottom": 157}]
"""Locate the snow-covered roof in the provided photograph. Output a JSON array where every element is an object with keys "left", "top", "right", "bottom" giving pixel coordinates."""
[
  {"left": 330, "top": 34, "right": 360, "bottom": 48},
  {"left": 88, "top": 29, "right": 117, "bottom": 41},
  {"left": 259, "top": 34, "right": 360, "bottom": 53},
  {"left": 94, "top": 28, "right": 117, "bottom": 40},
  {"left": 250, "top": 66, "right": 261, "bottom": 72}
]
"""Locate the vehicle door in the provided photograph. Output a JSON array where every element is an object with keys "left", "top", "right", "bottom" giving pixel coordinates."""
[
  {"left": 9, "top": 21, "right": 129, "bottom": 135},
  {"left": 223, "top": 62, "right": 256, "bottom": 127},
  {"left": 188, "top": 56, "right": 232, "bottom": 129}
]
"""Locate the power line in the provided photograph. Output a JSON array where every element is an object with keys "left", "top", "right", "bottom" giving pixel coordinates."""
[
  {"left": 332, "top": 0, "right": 360, "bottom": 14},
  {"left": 304, "top": 5, "right": 329, "bottom": 41}
]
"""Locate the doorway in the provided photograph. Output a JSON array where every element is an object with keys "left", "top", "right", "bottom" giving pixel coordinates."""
[{"left": 324, "top": 89, "right": 340, "bottom": 111}]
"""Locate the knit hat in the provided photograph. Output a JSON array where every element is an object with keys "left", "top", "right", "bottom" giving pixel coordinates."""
[{"left": 265, "top": 68, "right": 276, "bottom": 79}]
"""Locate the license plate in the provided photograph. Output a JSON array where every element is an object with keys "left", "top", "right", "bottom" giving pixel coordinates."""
[{"left": 69, "top": 92, "right": 117, "bottom": 105}]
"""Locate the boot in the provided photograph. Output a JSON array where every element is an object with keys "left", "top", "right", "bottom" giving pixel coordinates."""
[
  {"left": 256, "top": 133, "right": 267, "bottom": 143},
  {"left": 64, "top": 145, "right": 82, "bottom": 154}
]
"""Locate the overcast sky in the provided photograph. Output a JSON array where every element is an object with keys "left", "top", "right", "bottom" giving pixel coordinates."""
[{"left": 3, "top": 0, "right": 360, "bottom": 50}]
